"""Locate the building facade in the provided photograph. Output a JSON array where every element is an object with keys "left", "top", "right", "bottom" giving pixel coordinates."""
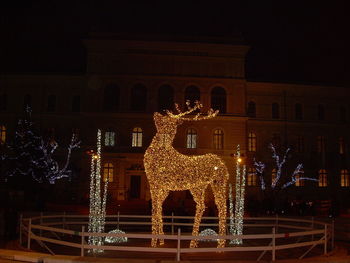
[{"left": 1, "top": 35, "right": 349, "bottom": 212}]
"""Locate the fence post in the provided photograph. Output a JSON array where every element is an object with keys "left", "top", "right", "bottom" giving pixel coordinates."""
[
  {"left": 171, "top": 212, "right": 174, "bottom": 235},
  {"left": 19, "top": 214, "right": 23, "bottom": 246},
  {"left": 117, "top": 211, "right": 120, "bottom": 229},
  {"left": 331, "top": 219, "right": 335, "bottom": 250},
  {"left": 176, "top": 228, "right": 181, "bottom": 262},
  {"left": 39, "top": 212, "right": 43, "bottom": 236},
  {"left": 81, "top": 226, "right": 85, "bottom": 257},
  {"left": 272, "top": 227, "right": 276, "bottom": 261},
  {"left": 275, "top": 214, "right": 279, "bottom": 232},
  {"left": 324, "top": 224, "right": 327, "bottom": 255},
  {"left": 27, "top": 218, "right": 32, "bottom": 249}
]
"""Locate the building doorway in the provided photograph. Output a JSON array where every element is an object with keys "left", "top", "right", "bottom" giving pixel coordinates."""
[{"left": 130, "top": 175, "right": 141, "bottom": 199}]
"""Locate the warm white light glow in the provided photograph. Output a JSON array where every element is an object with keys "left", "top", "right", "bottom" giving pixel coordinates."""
[{"left": 144, "top": 101, "right": 228, "bottom": 248}]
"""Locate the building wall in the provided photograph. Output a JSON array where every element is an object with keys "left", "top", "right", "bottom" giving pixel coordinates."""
[{"left": 0, "top": 38, "right": 349, "bottom": 211}]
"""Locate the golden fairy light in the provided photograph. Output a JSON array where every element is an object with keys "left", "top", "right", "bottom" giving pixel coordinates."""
[{"left": 144, "top": 101, "right": 229, "bottom": 248}]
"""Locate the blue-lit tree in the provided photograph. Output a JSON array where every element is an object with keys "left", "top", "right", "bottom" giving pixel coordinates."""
[
  {"left": 253, "top": 144, "right": 317, "bottom": 214},
  {"left": 2, "top": 106, "right": 80, "bottom": 186}
]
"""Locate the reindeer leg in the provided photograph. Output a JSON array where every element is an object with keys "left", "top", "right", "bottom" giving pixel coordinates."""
[
  {"left": 190, "top": 187, "right": 206, "bottom": 248},
  {"left": 150, "top": 189, "right": 158, "bottom": 247},
  {"left": 211, "top": 181, "right": 227, "bottom": 248},
  {"left": 157, "top": 190, "right": 169, "bottom": 245}
]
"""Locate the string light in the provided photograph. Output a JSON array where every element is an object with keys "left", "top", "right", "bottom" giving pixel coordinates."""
[
  {"left": 88, "top": 129, "right": 109, "bottom": 253},
  {"left": 105, "top": 229, "right": 128, "bottom": 244},
  {"left": 230, "top": 145, "right": 246, "bottom": 245},
  {"left": 144, "top": 101, "right": 228, "bottom": 248},
  {"left": 254, "top": 143, "right": 317, "bottom": 190},
  {"left": 199, "top": 228, "right": 218, "bottom": 242}
]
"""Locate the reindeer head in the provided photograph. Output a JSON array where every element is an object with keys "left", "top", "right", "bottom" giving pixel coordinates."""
[{"left": 153, "top": 101, "right": 219, "bottom": 135}]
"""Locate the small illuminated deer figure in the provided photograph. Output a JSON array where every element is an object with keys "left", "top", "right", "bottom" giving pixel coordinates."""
[{"left": 144, "top": 101, "right": 229, "bottom": 248}]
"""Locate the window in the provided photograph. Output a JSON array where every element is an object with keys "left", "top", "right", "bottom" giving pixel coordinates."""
[
  {"left": 186, "top": 128, "right": 197, "bottom": 149},
  {"left": 317, "top": 136, "right": 325, "bottom": 153},
  {"left": 131, "top": 84, "right": 147, "bottom": 111},
  {"left": 105, "top": 131, "right": 115, "bottom": 147},
  {"left": 340, "top": 106, "right": 346, "bottom": 122},
  {"left": 247, "top": 168, "right": 257, "bottom": 186},
  {"left": 272, "top": 103, "right": 280, "bottom": 119},
  {"left": 247, "top": 101, "right": 256, "bottom": 118},
  {"left": 158, "top": 85, "right": 174, "bottom": 111},
  {"left": 132, "top": 127, "right": 143, "bottom": 147},
  {"left": 211, "top": 87, "right": 226, "bottom": 114},
  {"left": 296, "top": 136, "right": 305, "bottom": 153},
  {"left": 23, "top": 94, "right": 31, "bottom": 109},
  {"left": 103, "top": 84, "right": 119, "bottom": 112},
  {"left": 184, "top": 86, "right": 200, "bottom": 107},
  {"left": 339, "top": 137, "right": 345, "bottom": 154},
  {"left": 318, "top": 169, "right": 327, "bottom": 187},
  {"left": 271, "top": 168, "right": 277, "bottom": 186},
  {"left": 248, "top": 132, "right": 257, "bottom": 152},
  {"left": 213, "top": 129, "right": 224, "bottom": 150},
  {"left": 295, "top": 103, "right": 303, "bottom": 120},
  {"left": 295, "top": 170, "right": 305, "bottom": 186},
  {"left": 318, "top": 104, "right": 325, "bottom": 120},
  {"left": 47, "top": 95, "right": 56, "bottom": 112},
  {"left": 0, "top": 94, "right": 6, "bottom": 111},
  {"left": 340, "top": 169, "right": 349, "bottom": 187},
  {"left": 72, "top": 95, "right": 81, "bottom": 112},
  {"left": 0, "top": 125, "right": 6, "bottom": 144},
  {"left": 103, "top": 163, "right": 114, "bottom": 182}
]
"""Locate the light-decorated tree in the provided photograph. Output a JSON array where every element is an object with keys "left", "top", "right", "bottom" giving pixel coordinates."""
[
  {"left": 253, "top": 143, "right": 317, "bottom": 214},
  {"left": 2, "top": 106, "right": 80, "bottom": 186}
]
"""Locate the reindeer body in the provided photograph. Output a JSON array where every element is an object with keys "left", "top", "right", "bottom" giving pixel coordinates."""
[{"left": 144, "top": 109, "right": 228, "bottom": 248}]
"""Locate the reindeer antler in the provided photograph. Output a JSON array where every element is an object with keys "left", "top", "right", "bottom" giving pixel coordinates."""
[{"left": 166, "top": 100, "right": 219, "bottom": 121}]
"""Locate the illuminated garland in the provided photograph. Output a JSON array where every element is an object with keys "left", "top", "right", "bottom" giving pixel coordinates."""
[
  {"left": 105, "top": 229, "right": 128, "bottom": 244},
  {"left": 144, "top": 101, "right": 228, "bottom": 248},
  {"left": 199, "top": 228, "right": 218, "bottom": 242},
  {"left": 230, "top": 145, "right": 246, "bottom": 245},
  {"left": 88, "top": 129, "right": 109, "bottom": 253}
]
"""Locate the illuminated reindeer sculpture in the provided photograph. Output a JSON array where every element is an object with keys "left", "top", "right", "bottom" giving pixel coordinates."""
[{"left": 144, "top": 101, "right": 229, "bottom": 248}]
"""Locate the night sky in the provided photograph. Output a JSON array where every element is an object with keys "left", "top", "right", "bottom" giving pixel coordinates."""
[{"left": 0, "top": 1, "right": 345, "bottom": 86}]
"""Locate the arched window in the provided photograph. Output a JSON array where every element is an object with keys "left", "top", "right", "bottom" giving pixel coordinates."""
[
  {"left": 184, "top": 85, "right": 200, "bottom": 107},
  {"left": 248, "top": 132, "right": 257, "bottom": 152},
  {"left": 295, "top": 170, "right": 305, "bottom": 187},
  {"left": 213, "top": 129, "right": 224, "bottom": 150},
  {"left": 340, "top": 106, "right": 346, "bottom": 122},
  {"left": 0, "top": 125, "right": 6, "bottom": 144},
  {"left": 295, "top": 103, "right": 303, "bottom": 120},
  {"left": 158, "top": 85, "right": 174, "bottom": 111},
  {"left": 105, "top": 131, "right": 115, "bottom": 147},
  {"left": 72, "top": 95, "right": 81, "bottom": 112},
  {"left": 318, "top": 169, "right": 327, "bottom": 187},
  {"left": 103, "top": 163, "right": 114, "bottom": 182},
  {"left": 317, "top": 136, "right": 325, "bottom": 153},
  {"left": 132, "top": 127, "right": 143, "bottom": 147},
  {"left": 0, "top": 93, "right": 7, "bottom": 111},
  {"left": 23, "top": 94, "right": 31, "bottom": 109},
  {"left": 247, "top": 101, "right": 256, "bottom": 118},
  {"left": 211, "top": 87, "right": 226, "bottom": 114},
  {"left": 340, "top": 169, "right": 349, "bottom": 187},
  {"left": 103, "top": 84, "right": 119, "bottom": 112},
  {"left": 131, "top": 84, "right": 147, "bottom": 111},
  {"left": 318, "top": 104, "right": 325, "bottom": 120},
  {"left": 247, "top": 168, "right": 257, "bottom": 186},
  {"left": 47, "top": 95, "right": 56, "bottom": 112},
  {"left": 186, "top": 128, "right": 197, "bottom": 149},
  {"left": 272, "top": 103, "right": 279, "bottom": 119},
  {"left": 271, "top": 168, "right": 277, "bottom": 186},
  {"left": 339, "top": 137, "right": 345, "bottom": 154}
]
